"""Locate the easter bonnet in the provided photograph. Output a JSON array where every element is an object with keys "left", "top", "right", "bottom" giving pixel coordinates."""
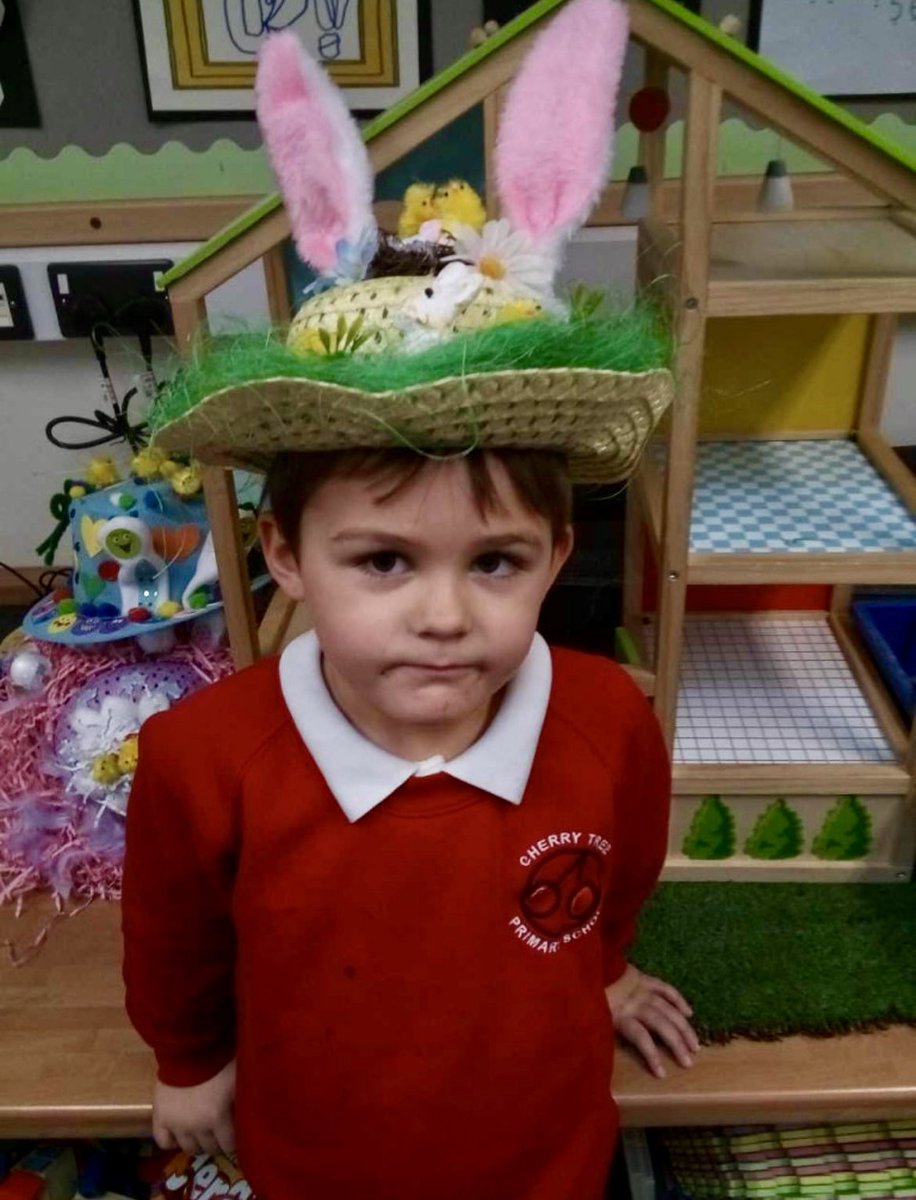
[{"left": 149, "top": 0, "right": 675, "bottom": 483}]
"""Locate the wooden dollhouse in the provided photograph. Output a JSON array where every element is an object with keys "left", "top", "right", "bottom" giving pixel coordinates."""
[{"left": 159, "top": 0, "right": 916, "bottom": 884}]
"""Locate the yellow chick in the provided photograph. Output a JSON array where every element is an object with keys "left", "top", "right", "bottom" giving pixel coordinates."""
[
  {"left": 397, "top": 182, "right": 437, "bottom": 237},
  {"left": 132, "top": 446, "right": 167, "bottom": 481},
  {"left": 170, "top": 464, "right": 203, "bottom": 497},
  {"left": 433, "top": 179, "right": 487, "bottom": 236},
  {"left": 116, "top": 735, "right": 139, "bottom": 776},
  {"left": 91, "top": 752, "right": 122, "bottom": 786},
  {"left": 86, "top": 456, "right": 122, "bottom": 488}
]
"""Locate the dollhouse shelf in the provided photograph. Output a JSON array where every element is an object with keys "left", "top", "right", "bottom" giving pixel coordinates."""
[
  {"left": 642, "top": 614, "right": 912, "bottom": 797},
  {"left": 2, "top": 898, "right": 916, "bottom": 1137},
  {"left": 639, "top": 439, "right": 916, "bottom": 586},
  {"left": 640, "top": 217, "right": 916, "bottom": 317}
]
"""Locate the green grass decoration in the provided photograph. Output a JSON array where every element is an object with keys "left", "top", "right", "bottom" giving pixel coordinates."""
[
  {"left": 631, "top": 882, "right": 916, "bottom": 1044},
  {"left": 149, "top": 301, "right": 674, "bottom": 437}
]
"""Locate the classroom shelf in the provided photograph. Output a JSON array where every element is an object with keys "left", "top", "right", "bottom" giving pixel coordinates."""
[
  {"left": 640, "top": 217, "right": 916, "bottom": 317},
  {"left": 2, "top": 897, "right": 915, "bottom": 1137},
  {"left": 642, "top": 615, "right": 911, "bottom": 792},
  {"left": 640, "top": 439, "right": 916, "bottom": 585}
]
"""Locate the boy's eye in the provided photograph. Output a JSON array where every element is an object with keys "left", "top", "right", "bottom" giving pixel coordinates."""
[
  {"left": 362, "top": 551, "right": 406, "bottom": 576},
  {"left": 474, "top": 552, "right": 517, "bottom": 577}
]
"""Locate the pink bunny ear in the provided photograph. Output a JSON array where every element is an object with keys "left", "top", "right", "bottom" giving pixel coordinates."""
[
  {"left": 255, "top": 32, "right": 374, "bottom": 275},
  {"left": 495, "top": 0, "right": 629, "bottom": 250}
]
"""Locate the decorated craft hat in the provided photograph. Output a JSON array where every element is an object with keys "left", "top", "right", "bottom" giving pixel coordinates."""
[
  {"left": 150, "top": 0, "right": 674, "bottom": 483},
  {"left": 23, "top": 473, "right": 262, "bottom": 647}
]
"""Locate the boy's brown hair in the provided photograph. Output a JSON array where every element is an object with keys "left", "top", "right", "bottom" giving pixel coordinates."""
[{"left": 265, "top": 448, "right": 573, "bottom": 556}]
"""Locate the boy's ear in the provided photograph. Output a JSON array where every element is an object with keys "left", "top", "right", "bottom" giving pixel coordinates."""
[
  {"left": 547, "top": 524, "right": 575, "bottom": 589},
  {"left": 257, "top": 512, "right": 306, "bottom": 602}
]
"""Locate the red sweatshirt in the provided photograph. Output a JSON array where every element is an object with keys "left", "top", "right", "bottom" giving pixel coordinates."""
[{"left": 122, "top": 644, "right": 670, "bottom": 1200}]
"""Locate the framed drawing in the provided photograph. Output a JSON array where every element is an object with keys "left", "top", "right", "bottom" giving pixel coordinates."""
[
  {"left": 749, "top": 0, "right": 916, "bottom": 101},
  {"left": 0, "top": 0, "right": 42, "bottom": 128},
  {"left": 134, "top": 0, "right": 432, "bottom": 116}
]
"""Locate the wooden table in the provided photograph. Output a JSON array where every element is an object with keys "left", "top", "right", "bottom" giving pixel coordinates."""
[{"left": 3, "top": 898, "right": 916, "bottom": 1138}]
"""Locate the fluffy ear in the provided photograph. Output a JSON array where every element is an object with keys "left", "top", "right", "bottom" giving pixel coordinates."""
[
  {"left": 255, "top": 32, "right": 375, "bottom": 275},
  {"left": 495, "top": 0, "right": 629, "bottom": 251}
]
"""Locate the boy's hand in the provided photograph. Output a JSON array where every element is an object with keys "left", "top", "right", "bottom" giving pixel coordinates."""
[
  {"left": 605, "top": 963, "right": 700, "bottom": 1080},
  {"left": 152, "top": 1059, "right": 236, "bottom": 1155}
]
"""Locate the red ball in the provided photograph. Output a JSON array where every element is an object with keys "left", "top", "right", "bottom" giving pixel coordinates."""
[
  {"left": 128, "top": 607, "right": 152, "bottom": 622},
  {"left": 51, "top": 588, "right": 73, "bottom": 603},
  {"left": 629, "top": 86, "right": 670, "bottom": 133},
  {"left": 98, "top": 561, "right": 120, "bottom": 582}
]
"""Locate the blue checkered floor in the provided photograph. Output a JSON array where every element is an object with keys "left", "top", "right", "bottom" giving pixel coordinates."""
[
  {"left": 646, "top": 617, "right": 896, "bottom": 765},
  {"left": 653, "top": 440, "right": 916, "bottom": 555}
]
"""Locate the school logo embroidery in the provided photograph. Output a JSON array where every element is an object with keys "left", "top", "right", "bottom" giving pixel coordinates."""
[{"left": 509, "top": 831, "right": 611, "bottom": 955}]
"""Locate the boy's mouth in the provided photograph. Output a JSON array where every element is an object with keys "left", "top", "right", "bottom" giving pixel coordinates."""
[{"left": 399, "top": 662, "right": 475, "bottom": 673}]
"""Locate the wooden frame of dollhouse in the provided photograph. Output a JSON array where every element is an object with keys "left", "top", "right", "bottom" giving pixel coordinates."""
[{"left": 160, "top": 0, "right": 916, "bottom": 881}]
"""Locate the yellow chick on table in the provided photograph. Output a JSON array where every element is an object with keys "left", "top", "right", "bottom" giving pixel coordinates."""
[
  {"left": 131, "top": 446, "right": 167, "bottom": 481},
  {"left": 86, "top": 456, "right": 122, "bottom": 488},
  {"left": 397, "top": 183, "right": 437, "bottom": 237},
  {"left": 433, "top": 179, "right": 487, "bottom": 236}
]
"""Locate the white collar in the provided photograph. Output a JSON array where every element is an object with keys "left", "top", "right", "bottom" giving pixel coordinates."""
[{"left": 279, "top": 630, "right": 552, "bottom": 823}]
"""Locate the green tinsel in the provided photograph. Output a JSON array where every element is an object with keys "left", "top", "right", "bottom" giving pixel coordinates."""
[{"left": 150, "top": 300, "right": 673, "bottom": 436}]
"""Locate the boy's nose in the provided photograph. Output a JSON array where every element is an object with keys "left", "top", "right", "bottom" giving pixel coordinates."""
[{"left": 414, "top": 574, "right": 471, "bottom": 639}]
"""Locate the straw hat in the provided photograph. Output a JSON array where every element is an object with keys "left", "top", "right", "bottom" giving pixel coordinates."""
[{"left": 151, "top": 1, "right": 674, "bottom": 482}]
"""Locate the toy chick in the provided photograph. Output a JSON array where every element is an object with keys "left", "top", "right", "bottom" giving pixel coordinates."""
[
  {"left": 397, "top": 183, "right": 437, "bottom": 237},
  {"left": 86, "top": 456, "right": 122, "bottom": 488},
  {"left": 433, "top": 179, "right": 487, "bottom": 236}
]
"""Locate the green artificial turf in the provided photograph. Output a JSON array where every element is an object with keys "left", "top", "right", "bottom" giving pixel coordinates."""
[
  {"left": 630, "top": 882, "right": 916, "bottom": 1044},
  {"left": 150, "top": 301, "right": 673, "bottom": 436}
]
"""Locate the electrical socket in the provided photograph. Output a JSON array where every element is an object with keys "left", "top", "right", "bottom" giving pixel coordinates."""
[
  {"left": 47, "top": 259, "right": 174, "bottom": 338},
  {"left": 0, "top": 265, "right": 34, "bottom": 339}
]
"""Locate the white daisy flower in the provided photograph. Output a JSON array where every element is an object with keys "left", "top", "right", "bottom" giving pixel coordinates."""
[{"left": 447, "top": 218, "right": 556, "bottom": 299}]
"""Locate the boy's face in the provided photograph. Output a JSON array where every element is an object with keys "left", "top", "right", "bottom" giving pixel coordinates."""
[{"left": 260, "top": 457, "right": 572, "bottom": 757}]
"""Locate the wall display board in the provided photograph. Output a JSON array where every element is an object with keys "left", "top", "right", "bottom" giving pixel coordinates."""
[
  {"left": 750, "top": 0, "right": 916, "bottom": 100},
  {"left": 134, "top": 0, "right": 432, "bottom": 115}
]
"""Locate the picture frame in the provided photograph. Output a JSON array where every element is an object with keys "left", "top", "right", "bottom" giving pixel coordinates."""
[
  {"left": 0, "top": 0, "right": 42, "bottom": 129},
  {"left": 484, "top": 2, "right": 697, "bottom": 21},
  {"left": 134, "top": 0, "right": 432, "bottom": 117},
  {"left": 748, "top": 0, "right": 916, "bottom": 102}
]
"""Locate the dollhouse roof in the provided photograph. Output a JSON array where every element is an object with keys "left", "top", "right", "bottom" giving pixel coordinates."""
[{"left": 160, "top": 0, "right": 916, "bottom": 293}]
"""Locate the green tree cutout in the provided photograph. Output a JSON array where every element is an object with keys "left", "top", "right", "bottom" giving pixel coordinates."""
[
  {"left": 682, "top": 796, "right": 736, "bottom": 860},
  {"left": 744, "top": 798, "right": 804, "bottom": 860},
  {"left": 811, "top": 795, "right": 873, "bottom": 860}
]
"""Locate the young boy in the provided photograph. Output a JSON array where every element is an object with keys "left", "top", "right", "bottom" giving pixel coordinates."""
[{"left": 122, "top": 445, "right": 698, "bottom": 1200}]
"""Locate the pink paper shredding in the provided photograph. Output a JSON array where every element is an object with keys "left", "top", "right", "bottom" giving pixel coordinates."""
[{"left": 0, "top": 636, "right": 234, "bottom": 915}]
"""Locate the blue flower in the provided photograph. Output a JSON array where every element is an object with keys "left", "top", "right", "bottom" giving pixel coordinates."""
[{"left": 302, "top": 225, "right": 379, "bottom": 299}]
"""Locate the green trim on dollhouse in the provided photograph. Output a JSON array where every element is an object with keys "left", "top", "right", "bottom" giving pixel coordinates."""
[{"left": 158, "top": 0, "right": 916, "bottom": 290}]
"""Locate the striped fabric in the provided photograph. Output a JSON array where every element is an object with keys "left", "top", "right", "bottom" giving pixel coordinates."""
[{"left": 659, "top": 1120, "right": 916, "bottom": 1200}]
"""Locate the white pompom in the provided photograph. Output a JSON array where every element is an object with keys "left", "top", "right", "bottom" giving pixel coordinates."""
[{"left": 9, "top": 649, "right": 52, "bottom": 693}]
